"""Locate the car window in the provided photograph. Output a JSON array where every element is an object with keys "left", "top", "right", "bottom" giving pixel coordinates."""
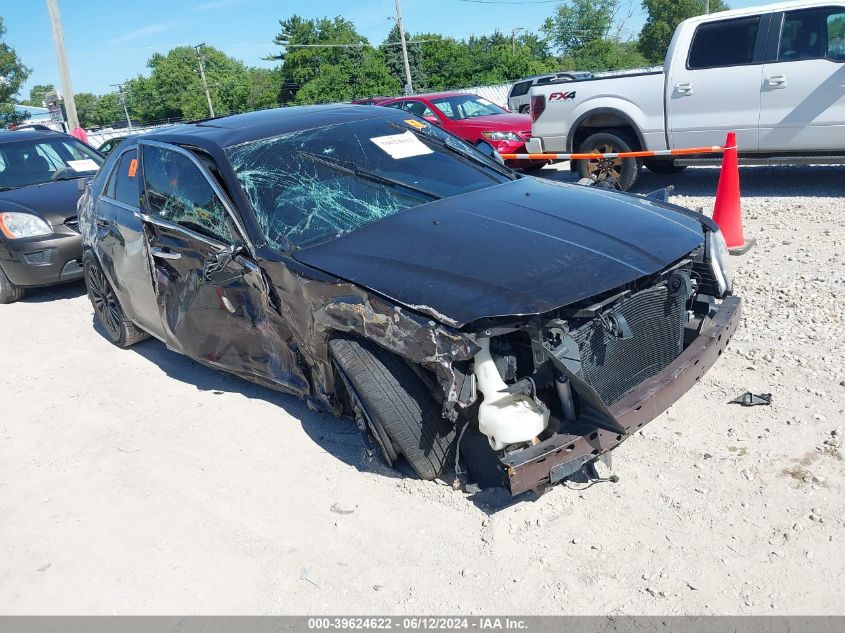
[
  {"left": 509, "top": 80, "right": 533, "bottom": 97},
  {"left": 0, "top": 137, "right": 103, "bottom": 189},
  {"left": 112, "top": 150, "right": 139, "bottom": 207},
  {"left": 142, "top": 145, "right": 236, "bottom": 243},
  {"left": 778, "top": 7, "right": 845, "bottom": 61},
  {"left": 430, "top": 95, "right": 507, "bottom": 120},
  {"left": 225, "top": 114, "right": 512, "bottom": 250},
  {"left": 401, "top": 100, "right": 436, "bottom": 118},
  {"left": 688, "top": 16, "right": 761, "bottom": 69}
]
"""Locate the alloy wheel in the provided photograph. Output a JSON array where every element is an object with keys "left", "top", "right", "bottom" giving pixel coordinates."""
[{"left": 86, "top": 263, "right": 122, "bottom": 339}]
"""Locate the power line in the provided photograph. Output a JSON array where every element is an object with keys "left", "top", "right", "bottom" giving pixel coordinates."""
[{"left": 455, "top": 0, "right": 562, "bottom": 4}]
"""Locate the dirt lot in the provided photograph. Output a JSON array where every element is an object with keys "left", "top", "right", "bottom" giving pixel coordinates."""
[{"left": 1, "top": 164, "right": 843, "bottom": 615}]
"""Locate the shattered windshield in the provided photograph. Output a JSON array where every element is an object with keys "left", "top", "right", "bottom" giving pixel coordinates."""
[{"left": 225, "top": 115, "right": 512, "bottom": 249}]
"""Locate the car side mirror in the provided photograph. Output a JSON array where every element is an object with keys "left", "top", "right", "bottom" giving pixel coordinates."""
[{"left": 475, "top": 140, "right": 506, "bottom": 165}]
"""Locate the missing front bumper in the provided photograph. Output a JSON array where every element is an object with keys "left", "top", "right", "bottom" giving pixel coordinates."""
[{"left": 500, "top": 295, "right": 742, "bottom": 495}]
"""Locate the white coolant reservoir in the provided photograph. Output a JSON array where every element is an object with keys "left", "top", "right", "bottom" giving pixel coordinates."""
[{"left": 474, "top": 337, "right": 550, "bottom": 450}]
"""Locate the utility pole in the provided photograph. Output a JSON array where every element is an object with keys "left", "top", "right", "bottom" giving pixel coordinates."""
[
  {"left": 194, "top": 43, "right": 215, "bottom": 118},
  {"left": 394, "top": 0, "right": 413, "bottom": 95},
  {"left": 111, "top": 83, "right": 132, "bottom": 129},
  {"left": 511, "top": 27, "right": 525, "bottom": 56},
  {"left": 45, "top": 0, "right": 79, "bottom": 130},
  {"left": 705, "top": 0, "right": 710, "bottom": 13}
]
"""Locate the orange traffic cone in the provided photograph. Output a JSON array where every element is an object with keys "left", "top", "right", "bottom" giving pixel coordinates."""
[{"left": 712, "top": 131, "right": 754, "bottom": 255}]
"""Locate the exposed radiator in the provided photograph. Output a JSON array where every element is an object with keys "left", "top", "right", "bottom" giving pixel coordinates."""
[{"left": 570, "top": 281, "right": 686, "bottom": 405}]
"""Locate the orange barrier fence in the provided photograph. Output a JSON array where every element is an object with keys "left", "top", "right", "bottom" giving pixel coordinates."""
[{"left": 499, "top": 144, "right": 732, "bottom": 161}]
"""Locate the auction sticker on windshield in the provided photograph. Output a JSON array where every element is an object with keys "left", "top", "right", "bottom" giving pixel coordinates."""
[
  {"left": 67, "top": 159, "right": 100, "bottom": 172},
  {"left": 370, "top": 131, "right": 433, "bottom": 159}
]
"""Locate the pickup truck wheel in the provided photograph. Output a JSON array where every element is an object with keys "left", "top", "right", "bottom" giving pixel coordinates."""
[
  {"left": 329, "top": 336, "right": 455, "bottom": 481},
  {"left": 577, "top": 131, "right": 639, "bottom": 191},
  {"left": 84, "top": 258, "right": 149, "bottom": 348},
  {"left": 518, "top": 105, "right": 529, "bottom": 114},
  {"left": 0, "top": 266, "right": 24, "bottom": 304},
  {"left": 644, "top": 158, "right": 687, "bottom": 175}
]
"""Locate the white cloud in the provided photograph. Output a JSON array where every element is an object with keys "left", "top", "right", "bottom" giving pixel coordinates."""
[
  {"left": 108, "top": 22, "right": 182, "bottom": 45},
  {"left": 194, "top": 0, "right": 242, "bottom": 11}
]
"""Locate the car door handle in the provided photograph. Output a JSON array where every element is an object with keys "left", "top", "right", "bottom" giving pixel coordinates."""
[
  {"left": 150, "top": 246, "right": 182, "bottom": 260},
  {"left": 766, "top": 74, "right": 788, "bottom": 87},
  {"left": 675, "top": 82, "right": 694, "bottom": 94}
]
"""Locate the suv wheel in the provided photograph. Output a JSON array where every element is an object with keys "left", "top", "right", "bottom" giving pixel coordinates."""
[
  {"left": 0, "top": 266, "right": 24, "bottom": 304},
  {"left": 84, "top": 257, "right": 149, "bottom": 348}
]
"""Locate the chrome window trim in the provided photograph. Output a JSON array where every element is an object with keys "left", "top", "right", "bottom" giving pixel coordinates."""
[{"left": 138, "top": 139, "right": 255, "bottom": 254}]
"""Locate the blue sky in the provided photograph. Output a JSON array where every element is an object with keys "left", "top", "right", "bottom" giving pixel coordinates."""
[{"left": 4, "top": 0, "right": 776, "bottom": 97}]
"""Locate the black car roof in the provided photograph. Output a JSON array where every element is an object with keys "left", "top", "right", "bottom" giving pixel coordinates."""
[
  {"left": 0, "top": 128, "right": 73, "bottom": 144},
  {"left": 138, "top": 104, "right": 399, "bottom": 150}
]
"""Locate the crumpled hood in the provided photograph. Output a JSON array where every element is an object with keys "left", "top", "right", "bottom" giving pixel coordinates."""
[
  {"left": 294, "top": 178, "right": 706, "bottom": 328},
  {"left": 0, "top": 179, "right": 85, "bottom": 225}
]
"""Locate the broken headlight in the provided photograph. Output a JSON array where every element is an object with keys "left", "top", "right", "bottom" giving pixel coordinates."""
[{"left": 707, "top": 228, "right": 733, "bottom": 297}]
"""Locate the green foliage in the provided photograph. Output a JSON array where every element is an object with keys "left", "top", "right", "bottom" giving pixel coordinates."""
[
  {"left": 570, "top": 38, "right": 647, "bottom": 72},
  {"left": 0, "top": 16, "right": 31, "bottom": 126},
  {"left": 73, "top": 92, "right": 99, "bottom": 128},
  {"left": 270, "top": 15, "right": 369, "bottom": 103},
  {"left": 293, "top": 47, "right": 399, "bottom": 104},
  {"left": 380, "top": 23, "right": 426, "bottom": 92},
  {"left": 542, "top": 0, "right": 619, "bottom": 57},
  {"left": 639, "top": 0, "right": 730, "bottom": 63},
  {"left": 21, "top": 83, "right": 55, "bottom": 107}
]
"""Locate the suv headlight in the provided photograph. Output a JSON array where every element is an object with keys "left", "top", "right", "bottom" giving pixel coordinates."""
[
  {"left": 707, "top": 228, "right": 733, "bottom": 297},
  {"left": 481, "top": 131, "right": 522, "bottom": 142},
  {"left": 0, "top": 212, "right": 53, "bottom": 240}
]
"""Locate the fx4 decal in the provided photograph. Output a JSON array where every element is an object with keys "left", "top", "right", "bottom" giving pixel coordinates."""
[{"left": 549, "top": 91, "right": 576, "bottom": 102}]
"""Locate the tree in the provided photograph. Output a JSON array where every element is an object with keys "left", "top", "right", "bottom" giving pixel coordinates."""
[
  {"left": 380, "top": 23, "right": 426, "bottom": 92},
  {"left": 0, "top": 16, "right": 31, "bottom": 127},
  {"left": 22, "top": 83, "right": 55, "bottom": 107},
  {"left": 73, "top": 92, "right": 99, "bottom": 128},
  {"left": 569, "top": 38, "right": 647, "bottom": 71},
  {"left": 542, "top": 0, "right": 619, "bottom": 57},
  {"left": 639, "top": 0, "right": 730, "bottom": 63},
  {"left": 293, "top": 47, "right": 399, "bottom": 104},
  {"left": 269, "top": 15, "right": 370, "bottom": 103}
]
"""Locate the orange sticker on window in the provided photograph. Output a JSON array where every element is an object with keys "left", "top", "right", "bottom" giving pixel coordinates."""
[
  {"left": 405, "top": 119, "right": 427, "bottom": 130},
  {"left": 128, "top": 158, "right": 138, "bottom": 177}
]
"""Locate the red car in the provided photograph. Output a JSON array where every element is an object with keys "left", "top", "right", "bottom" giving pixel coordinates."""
[
  {"left": 350, "top": 96, "right": 394, "bottom": 106},
  {"left": 379, "top": 92, "right": 541, "bottom": 169}
]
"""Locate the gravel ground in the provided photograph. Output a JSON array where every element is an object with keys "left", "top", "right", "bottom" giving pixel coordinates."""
[{"left": 0, "top": 164, "right": 843, "bottom": 614}]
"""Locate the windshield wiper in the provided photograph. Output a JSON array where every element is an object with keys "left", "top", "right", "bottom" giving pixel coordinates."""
[
  {"left": 298, "top": 151, "right": 442, "bottom": 201},
  {"left": 384, "top": 120, "right": 517, "bottom": 180}
]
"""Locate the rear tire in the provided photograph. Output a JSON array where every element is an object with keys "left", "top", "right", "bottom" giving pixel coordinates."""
[
  {"left": 329, "top": 336, "right": 455, "bottom": 481},
  {"left": 576, "top": 131, "right": 640, "bottom": 191},
  {"left": 518, "top": 104, "right": 529, "bottom": 114},
  {"left": 644, "top": 158, "right": 687, "bottom": 175},
  {"left": 84, "top": 257, "right": 149, "bottom": 348},
  {"left": 0, "top": 266, "right": 24, "bottom": 304}
]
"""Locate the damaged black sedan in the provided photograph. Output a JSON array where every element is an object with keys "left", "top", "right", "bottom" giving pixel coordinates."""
[{"left": 78, "top": 105, "right": 740, "bottom": 494}]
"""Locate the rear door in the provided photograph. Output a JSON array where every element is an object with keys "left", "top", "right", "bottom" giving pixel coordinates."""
[
  {"left": 93, "top": 147, "right": 164, "bottom": 337},
  {"left": 759, "top": 6, "right": 845, "bottom": 151},
  {"left": 138, "top": 141, "right": 310, "bottom": 395},
  {"left": 667, "top": 13, "right": 769, "bottom": 151}
]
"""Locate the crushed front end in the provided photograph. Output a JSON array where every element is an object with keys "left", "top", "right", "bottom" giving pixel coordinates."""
[{"left": 458, "top": 230, "right": 741, "bottom": 495}]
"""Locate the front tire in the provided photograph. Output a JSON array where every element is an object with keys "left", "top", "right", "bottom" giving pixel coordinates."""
[
  {"left": 576, "top": 131, "right": 640, "bottom": 191},
  {"left": 84, "top": 257, "right": 148, "bottom": 348},
  {"left": 0, "top": 266, "right": 24, "bottom": 304},
  {"left": 329, "top": 336, "right": 455, "bottom": 481}
]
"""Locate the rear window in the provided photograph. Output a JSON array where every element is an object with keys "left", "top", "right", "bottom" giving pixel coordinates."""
[
  {"left": 688, "top": 16, "right": 761, "bottom": 69},
  {"left": 509, "top": 80, "right": 533, "bottom": 98}
]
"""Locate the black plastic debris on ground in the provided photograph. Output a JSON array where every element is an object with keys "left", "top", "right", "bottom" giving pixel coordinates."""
[{"left": 729, "top": 392, "right": 772, "bottom": 407}]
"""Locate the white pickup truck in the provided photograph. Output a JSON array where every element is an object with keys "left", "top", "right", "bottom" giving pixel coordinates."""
[{"left": 526, "top": 0, "right": 845, "bottom": 189}]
